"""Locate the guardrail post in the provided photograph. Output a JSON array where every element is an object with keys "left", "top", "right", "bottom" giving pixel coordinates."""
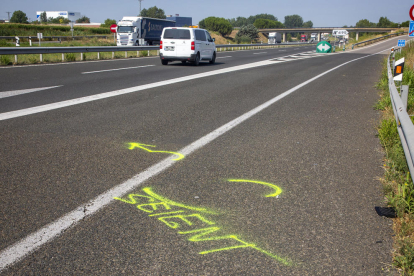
[{"left": 402, "top": 85, "right": 409, "bottom": 110}]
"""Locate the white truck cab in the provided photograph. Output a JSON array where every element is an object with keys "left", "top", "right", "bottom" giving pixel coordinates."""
[{"left": 159, "top": 27, "right": 216, "bottom": 66}]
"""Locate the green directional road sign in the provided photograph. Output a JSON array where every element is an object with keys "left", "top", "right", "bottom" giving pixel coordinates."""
[{"left": 316, "top": 41, "right": 332, "bottom": 53}]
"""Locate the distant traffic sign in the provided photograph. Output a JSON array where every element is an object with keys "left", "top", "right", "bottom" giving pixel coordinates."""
[
  {"left": 409, "top": 21, "right": 414, "bottom": 37},
  {"left": 410, "top": 5, "right": 414, "bottom": 21},
  {"left": 332, "top": 30, "right": 348, "bottom": 36},
  {"left": 110, "top": 24, "right": 117, "bottom": 33},
  {"left": 398, "top": 40, "right": 406, "bottom": 47},
  {"left": 316, "top": 41, "right": 332, "bottom": 53}
]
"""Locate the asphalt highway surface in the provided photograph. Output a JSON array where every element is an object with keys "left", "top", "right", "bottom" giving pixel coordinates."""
[{"left": 0, "top": 37, "right": 407, "bottom": 275}]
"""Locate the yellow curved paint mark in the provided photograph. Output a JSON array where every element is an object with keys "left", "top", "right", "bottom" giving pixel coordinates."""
[
  {"left": 128, "top": 142, "right": 185, "bottom": 161},
  {"left": 227, "top": 179, "right": 282, "bottom": 197},
  {"left": 142, "top": 187, "right": 218, "bottom": 214}
]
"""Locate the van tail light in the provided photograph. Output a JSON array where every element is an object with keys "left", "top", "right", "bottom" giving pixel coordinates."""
[
  {"left": 160, "top": 41, "right": 163, "bottom": 50},
  {"left": 191, "top": 41, "right": 195, "bottom": 50}
]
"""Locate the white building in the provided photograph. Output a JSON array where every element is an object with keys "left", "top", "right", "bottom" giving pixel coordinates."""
[{"left": 36, "top": 11, "right": 82, "bottom": 22}]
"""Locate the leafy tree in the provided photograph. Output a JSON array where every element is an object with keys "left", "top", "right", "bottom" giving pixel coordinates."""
[
  {"left": 284, "top": 15, "right": 303, "bottom": 28},
  {"left": 201, "top": 17, "right": 233, "bottom": 36},
  {"left": 355, "top": 19, "right": 376, "bottom": 28},
  {"left": 302, "top": 21, "right": 313, "bottom": 28},
  {"left": 253, "top": 18, "right": 284, "bottom": 29},
  {"left": 228, "top": 16, "right": 249, "bottom": 27},
  {"left": 140, "top": 6, "right": 166, "bottom": 19},
  {"left": 10, "top": 10, "right": 28, "bottom": 24},
  {"left": 235, "top": 24, "right": 259, "bottom": 41},
  {"left": 76, "top": 16, "right": 90, "bottom": 23},
  {"left": 378, "top": 16, "right": 393, "bottom": 28},
  {"left": 228, "top": 14, "right": 277, "bottom": 27},
  {"left": 101, "top": 18, "right": 117, "bottom": 28},
  {"left": 402, "top": 21, "right": 409, "bottom": 27},
  {"left": 247, "top": 13, "right": 277, "bottom": 24},
  {"left": 40, "top": 11, "right": 47, "bottom": 23}
]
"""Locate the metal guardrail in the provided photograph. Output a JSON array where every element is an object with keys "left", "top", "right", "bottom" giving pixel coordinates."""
[
  {"left": 387, "top": 48, "right": 414, "bottom": 183},
  {"left": 0, "top": 35, "right": 110, "bottom": 40},
  {"left": 0, "top": 42, "right": 314, "bottom": 55},
  {"left": 352, "top": 32, "right": 407, "bottom": 48}
]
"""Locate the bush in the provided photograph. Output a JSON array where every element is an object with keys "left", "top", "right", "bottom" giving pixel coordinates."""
[
  {"left": 235, "top": 24, "right": 259, "bottom": 42},
  {"left": 65, "top": 53, "right": 76, "bottom": 61},
  {"left": 0, "top": 55, "right": 12, "bottom": 65},
  {"left": 235, "top": 35, "right": 251, "bottom": 44}
]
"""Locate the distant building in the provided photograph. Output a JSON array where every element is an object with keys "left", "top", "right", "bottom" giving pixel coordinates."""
[
  {"left": 166, "top": 14, "right": 192, "bottom": 27},
  {"left": 36, "top": 11, "right": 82, "bottom": 22}
]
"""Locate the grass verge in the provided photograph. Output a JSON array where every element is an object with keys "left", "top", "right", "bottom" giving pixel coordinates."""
[{"left": 376, "top": 40, "right": 414, "bottom": 275}]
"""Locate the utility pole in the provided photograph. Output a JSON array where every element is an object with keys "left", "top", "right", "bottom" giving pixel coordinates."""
[
  {"left": 6, "top": 12, "right": 11, "bottom": 21},
  {"left": 138, "top": 0, "right": 144, "bottom": 14}
]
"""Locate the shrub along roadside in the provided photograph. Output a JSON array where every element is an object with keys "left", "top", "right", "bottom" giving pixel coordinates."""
[{"left": 376, "top": 41, "right": 414, "bottom": 274}]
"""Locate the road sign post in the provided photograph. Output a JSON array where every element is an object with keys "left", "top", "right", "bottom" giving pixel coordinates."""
[
  {"left": 398, "top": 40, "right": 406, "bottom": 47},
  {"left": 110, "top": 24, "right": 117, "bottom": 44},
  {"left": 37, "top": 33, "right": 43, "bottom": 46},
  {"left": 410, "top": 5, "right": 414, "bottom": 21},
  {"left": 69, "top": 21, "right": 74, "bottom": 37},
  {"left": 409, "top": 21, "right": 414, "bottom": 37}
]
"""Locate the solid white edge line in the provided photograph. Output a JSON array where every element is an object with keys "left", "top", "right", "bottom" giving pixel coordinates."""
[
  {"left": 82, "top": 65, "right": 154, "bottom": 74},
  {"left": 0, "top": 48, "right": 388, "bottom": 271},
  {"left": 0, "top": 85, "right": 63, "bottom": 99}
]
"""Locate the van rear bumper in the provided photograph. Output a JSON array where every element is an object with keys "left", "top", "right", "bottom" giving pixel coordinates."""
[{"left": 159, "top": 53, "right": 197, "bottom": 62}]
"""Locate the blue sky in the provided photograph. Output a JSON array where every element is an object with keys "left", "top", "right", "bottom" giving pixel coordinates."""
[{"left": 1, "top": 0, "right": 412, "bottom": 27}]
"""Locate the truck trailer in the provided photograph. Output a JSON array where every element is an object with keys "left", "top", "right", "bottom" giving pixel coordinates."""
[
  {"left": 117, "top": 16, "right": 175, "bottom": 46},
  {"left": 268, "top": 32, "right": 282, "bottom": 44}
]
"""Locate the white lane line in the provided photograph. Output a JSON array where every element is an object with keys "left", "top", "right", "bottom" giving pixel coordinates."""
[
  {"left": 0, "top": 86, "right": 63, "bottom": 99},
  {"left": 0, "top": 48, "right": 388, "bottom": 272},
  {"left": 82, "top": 65, "right": 155, "bottom": 74},
  {"left": 216, "top": 56, "right": 232, "bottom": 59},
  {"left": 253, "top": 52, "right": 267, "bottom": 55},
  {"left": 0, "top": 59, "right": 285, "bottom": 121},
  {"left": 279, "top": 50, "right": 286, "bottom": 51}
]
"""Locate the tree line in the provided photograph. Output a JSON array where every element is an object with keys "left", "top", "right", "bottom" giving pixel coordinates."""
[{"left": 5, "top": 10, "right": 91, "bottom": 24}]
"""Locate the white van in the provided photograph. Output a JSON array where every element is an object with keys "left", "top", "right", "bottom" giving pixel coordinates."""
[{"left": 159, "top": 27, "right": 216, "bottom": 66}]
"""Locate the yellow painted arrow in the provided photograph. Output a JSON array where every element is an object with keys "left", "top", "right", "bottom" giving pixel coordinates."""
[{"left": 128, "top": 142, "right": 185, "bottom": 161}]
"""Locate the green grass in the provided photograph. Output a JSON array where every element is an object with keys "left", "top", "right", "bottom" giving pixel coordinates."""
[{"left": 376, "top": 40, "right": 414, "bottom": 275}]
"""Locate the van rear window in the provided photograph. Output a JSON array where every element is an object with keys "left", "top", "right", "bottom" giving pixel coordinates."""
[{"left": 163, "top": 29, "right": 191, "bottom": 39}]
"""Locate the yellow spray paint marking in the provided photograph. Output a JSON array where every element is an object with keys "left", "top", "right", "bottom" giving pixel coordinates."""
[
  {"left": 227, "top": 179, "right": 282, "bottom": 197},
  {"left": 114, "top": 186, "right": 293, "bottom": 266},
  {"left": 142, "top": 187, "right": 218, "bottom": 214},
  {"left": 128, "top": 142, "right": 185, "bottom": 161}
]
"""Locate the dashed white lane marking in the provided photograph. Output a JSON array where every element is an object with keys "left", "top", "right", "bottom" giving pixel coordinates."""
[
  {"left": 0, "top": 48, "right": 388, "bottom": 272},
  {"left": 0, "top": 86, "right": 63, "bottom": 99},
  {"left": 82, "top": 65, "right": 155, "bottom": 74},
  {"left": 216, "top": 56, "right": 232, "bottom": 59},
  {"left": 253, "top": 52, "right": 267, "bottom": 55}
]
